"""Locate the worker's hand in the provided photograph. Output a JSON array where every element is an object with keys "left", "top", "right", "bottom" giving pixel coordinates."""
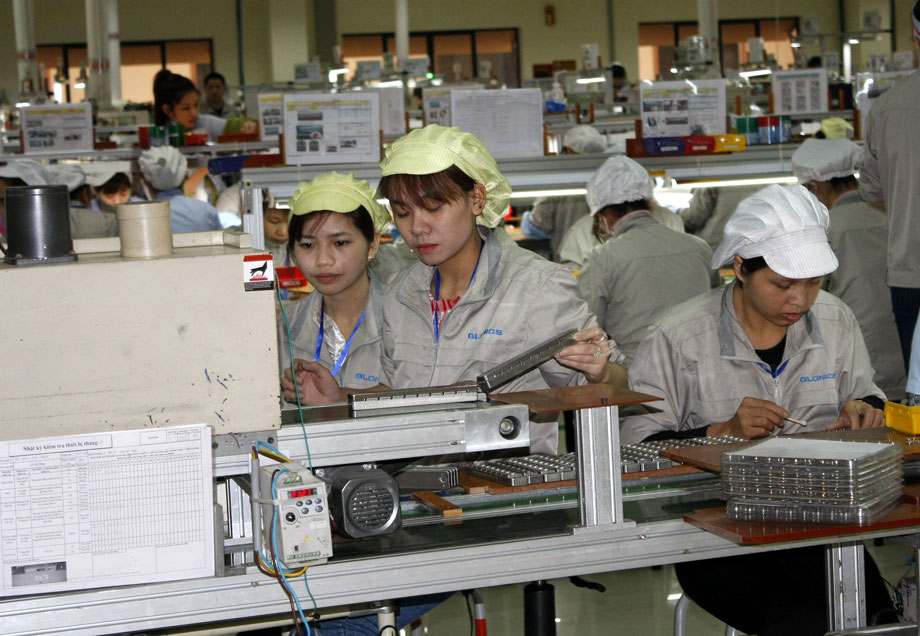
[
  {"left": 709, "top": 397, "right": 788, "bottom": 439},
  {"left": 281, "top": 359, "right": 342, "bottom": 405},
  {"left": 241, "top": 120, "right": 258, "bottom": 134},
  {"left": 830, "top": 400, "right": 886, "bottom": 430},
  {"left": 555, "top": 327, "right": 612, "bottom": 383}
]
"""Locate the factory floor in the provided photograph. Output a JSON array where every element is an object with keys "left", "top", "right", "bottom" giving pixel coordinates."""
[{"left": 410, "top": 540, "right": 915, "bottom": 635}]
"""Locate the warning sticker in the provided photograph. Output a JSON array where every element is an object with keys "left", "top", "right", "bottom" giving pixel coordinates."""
[{"left": 243, "top": 254, "right": 274, "bottom": 291}]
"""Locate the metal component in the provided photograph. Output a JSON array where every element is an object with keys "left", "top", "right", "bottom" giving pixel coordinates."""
[
  {"left": 476, "top": 330, "right": 577, "bottom": 393},
  {"left": 349, "top": 383, "right": 484, "bottom": 414},
  {"left": 826, "top": 542, "right": 867, "bottom": 631},
  {"left": 3, "top": 185, "right": 76, "bottom": 265},
  {"left": 324, "top": 465, "right": 401, "bottom": 539},
  {"left": 395, "top": 466, "right": 459, "bottom": 491}
]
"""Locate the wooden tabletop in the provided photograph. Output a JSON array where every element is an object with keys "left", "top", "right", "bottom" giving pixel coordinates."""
[{"left": 489, "top": 384, "right": 662, "bottom": 415}]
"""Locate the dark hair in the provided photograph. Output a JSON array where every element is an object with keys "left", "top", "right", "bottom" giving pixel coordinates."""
[
  {"left": 807, "top": 56, "right": 822, "bottom": 68},
  {"left": 611, "top": 63, "right": 627, "bottom": 79},
  {"left": 0, "top": 176, "right": 26, "bottom": 188},
  {"left": 591, "top": 199, "right": 651, "bottom": 241},
  {"left": 287, "top": 207, "right": 376, "bottom": 254},
  {"left": 69, "top": 184, "right": 92, "bottom": 202},
  {"left": 100, "top": 172, "right": 131, "bottom": 195},
  {"left": 736, "top": 256, "right": 768, "bottom": 287},
  {"left": 153, "top": 69, "right": 199, "bottom": 126},
  {"left": 377, "top": 165, "right": 475, "bottom": 212},
  {"left": 914, "top": 0, "right": 920, "bottom": 23},
  {"left": 204, "top": 72, "right": 226, "bottom": 86},
  {"left": 828, "top": 175, "right": 858, "bottom": 192}
]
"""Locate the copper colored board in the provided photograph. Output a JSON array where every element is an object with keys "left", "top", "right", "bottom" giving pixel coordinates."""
[
  {"left": 413, "top": 491, "right": 462, "bottom": 518},
  {"left": 488, "top": 384, "right": 662, "bottom": 414},
  {"left": 458, "top": 464, "right": 703, "bottom": 495},
  {"left": 684, "top": 486, "right": 920, "bottom": 545},
  {"left": 661, "top": 427, "right": 920, "bottom": 474}
]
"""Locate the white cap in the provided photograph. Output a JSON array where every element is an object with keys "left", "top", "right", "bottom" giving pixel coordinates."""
[
  {"left": 45, "top": 164, "right": 86, "bottom": 192},
  {"left": 586, "top": 156, "right": 654, "bottom": 215},
  {"left": 0, "top": 159, "right": 52, "bottom": 186},
  {"left": 139, "top": 147, "right": 188, "bottom": 191},
  {"left": 712, "top": 184, "right": 838, "bottom": 279},
  {"left": 791, "top": 138, "right": 861, "bottom": 183},
  {"left": 563, "top": 125, "right": 606, "bottom": 154},
  {"left": 81, "top": 160, "right": 132, "bottom": 187}
]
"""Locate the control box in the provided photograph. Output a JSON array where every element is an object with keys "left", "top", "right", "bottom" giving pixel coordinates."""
[{"left": 260, "top": 462, "right": 332, "bottom": 567}]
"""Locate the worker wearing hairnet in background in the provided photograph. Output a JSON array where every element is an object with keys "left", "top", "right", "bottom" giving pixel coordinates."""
[
  {"left": 792, "top": 137, "right": 905, "bottom": 400},
  {"left": 520, "top": 124, "right": 607, "bottom": 261},
  {"left": 622, "top": 184, "right": 892, "bottom": 636},
  {"left": 576, "top": 156, "right": 718, "bottom": 366},
  {"left": 859, "top": 0, "right": 920, "bottom": 370},
  {"left": 138, "top": 147, "right": 223, "bottom": 234}
]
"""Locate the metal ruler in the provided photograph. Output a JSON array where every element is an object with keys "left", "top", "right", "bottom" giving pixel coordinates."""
[{"left": 476, "top": 330, "right": 578, "bottom": 392}]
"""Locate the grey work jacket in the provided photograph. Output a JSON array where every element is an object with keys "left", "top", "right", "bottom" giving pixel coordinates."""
[
  {"left": 826, "top": 191, "right": 906, "bottom": 399},
  {"left": 278, "top": 273, "right": 384, "bottom": 392},
  {"left": 530, "top": 195, "right": 591, "bottom": 262},
  {"left": 556, "top": 204, "right": 683, "bottom": 271},
  {"left": 621, "top": 284, "right": 885, "bottom": 445},
  {"left": 859, "top": 70, "right": 920, "bottom": 288},
  {"left": 679, "top": 186, "right": 764, "bottom": 250},
  {"left": 577, "top": 211, "right": 717, "bottom": 367},
  {"left": 380, "top": 227, "right": 623, "bottom": 453}
]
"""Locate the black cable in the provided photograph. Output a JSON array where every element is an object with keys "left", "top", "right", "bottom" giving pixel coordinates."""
[
  {"left": 463, "top": 590, "right": 474, "bottom": 636},
  {"left": 269, "top": 468, "right": 305, "bottom": 636}
]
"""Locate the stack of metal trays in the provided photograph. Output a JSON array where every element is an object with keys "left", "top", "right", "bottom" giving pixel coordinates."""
[
  {"left": 466, "top": 454, "right": 577, "bottom": 487},
  {"left": 722, "top": 438, "right": 903, "bottom": 526}
]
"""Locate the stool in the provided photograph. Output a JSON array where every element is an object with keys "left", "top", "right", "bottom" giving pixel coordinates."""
[{"left": 673, "top": 593, "right": 740, "bottom": 636}]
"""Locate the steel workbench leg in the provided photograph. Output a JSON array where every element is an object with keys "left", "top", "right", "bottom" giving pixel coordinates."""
[
  {"left": 377, "top": 605, "right": 396, "bottom": 634},
  {"left": 570, "top": 404, "right": 635, "bottom": 534},
  {"left": 825, "top": 541, "right": 866, "bottom": 631}
]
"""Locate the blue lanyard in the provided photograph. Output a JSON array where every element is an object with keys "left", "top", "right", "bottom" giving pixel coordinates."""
[
  {"left": 433, "top": 239, "right": 484, "bottom": 342},
  {"left": 280, "top": 254, "right": 290, "bottom": 301},
  {"left": 314, "top": 298, "right": 366, "bottom": 378}
]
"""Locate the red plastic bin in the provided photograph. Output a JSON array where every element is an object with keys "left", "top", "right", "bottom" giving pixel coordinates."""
[{"left": 683, "top": 135, "right": 715, "bottom": 154}]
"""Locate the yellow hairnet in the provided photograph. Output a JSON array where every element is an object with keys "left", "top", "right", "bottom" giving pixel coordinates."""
[
  {"left": 288, "top": 171, "right": 390, "bottom": 232},
  {"left": 379, "top": 124, "right": 512, "bottom": 228},
  {"left": 819, "top": 117, "right": 853, "bottom": 140}
]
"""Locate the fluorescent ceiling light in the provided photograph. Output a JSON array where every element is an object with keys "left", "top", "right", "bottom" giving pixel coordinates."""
[
  {"left": 791, "top": 42, "right": 802, "bottom": 48},
  {"left": 15, "top": 101, "right": 30, "bottom": 108},
  {"left": 327, "top": 68, "right": 348, "bottom": 82},
  {"left": 74, "top": 81, "right": 86, "bottom": 88},
  {"left": 510, "top": 188, "right": 586, "bottom": 199},
  {"left": 667, "top": 593, "right": 683, "bottom": 601},
  {"left": 848, "top": 38, "right": 860, "bottom": 44},
  {"left": 376, "top": 80, "right": 403, "bottom": 88},
  {"left": 739, "top": 69, "right": 772, "bottom": 78},
  {"left": 663, "top": 175, "right": 798, "bottom": 191},
  {"left": 576, "top": 77, "right": 606, "bottom": 84}
]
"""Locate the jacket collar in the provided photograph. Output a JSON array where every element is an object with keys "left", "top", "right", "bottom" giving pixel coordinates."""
[
  {"left": 291, "top": 270, "right": 384, "bottom": 348},
  {"left": 717, "top": 282, "right": 823, "bottom": 362},
  {"left": 831, "top": 190, "right": 863, "bottom": 208},
  {"left": 611, "top": 210, "right": 655, "bottom": 238}
]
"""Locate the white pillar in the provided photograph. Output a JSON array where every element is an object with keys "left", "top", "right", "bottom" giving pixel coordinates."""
[
  {"left": 395, "top": 0, "right": 409, "bottom": 72},
  {"left": 85, "top": 0, "right": 111, "bottom": 108},
  {"left": 12, "top": 0, "right": 40, "bottom": 97},
  {"left": 697, "top": 0, "right": 720, "bottom": 75},
  {"left": 106, "top": 0, "right": 122, "bottom": 106}
]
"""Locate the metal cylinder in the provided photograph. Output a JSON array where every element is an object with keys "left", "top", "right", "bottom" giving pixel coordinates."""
[
  {"left": 4, "top": 185, "right": 76, "bottom": 265},
  {"left": 524, "top": 580, "right": 556, "bottom": 636},
  {"left": 115, "top": 200, "right": 172, "bottom": 259}
]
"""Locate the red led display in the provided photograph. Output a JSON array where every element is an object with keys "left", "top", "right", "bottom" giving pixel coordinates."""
[{"left": 288, "top": 488, "right": 316, "bottom": 498}]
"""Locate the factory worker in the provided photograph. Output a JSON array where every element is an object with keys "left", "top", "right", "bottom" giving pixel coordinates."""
[
  {"left": 577, "top": 156, "right": 718, "bottom": 366},
  {"left": 520, "top": 125, "right": 606, "bottom": 261},
  {"left": 138, "top": 147, "right": 223, "bottom": 234},
  {"left": 279, "top": 173, "right": 389, "bottom": 401},
  {"left": 557, "top": 197, "right": 684, "bottom": 271},
  {"left": 623, "top": 184, "right": 893, "bottom": 636},
  {"left": 792, "top": 138, "right": 906, "bottom": 399},
  {"left": 153, "top": 70, "right": 256, "bottom": 141},
  {"left": 292, "top": 124, "right": 627, "bottom": 453}
]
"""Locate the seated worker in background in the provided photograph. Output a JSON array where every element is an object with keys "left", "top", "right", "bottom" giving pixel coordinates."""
[
  {"left": 138, "top": 147, "right": 223, "bottom": 233},
  {"left": 286, "top": 124, "right": 628, "bottom": 455},
  {"left": 261, "top": 192, "right": 289, "bottom": 266},
  {"left": 278, "top": 173, "right": 390, "bottom": 402},
  {"left": 557, "top": 190, "right": 683, "bottom": 271},
  {"left": 622, "top": 184, "right": 892, "bottom": 636},
  {"left": 679, "top": 185, "right": 763, "bottom": 251},
  {"left": 610, "top": 62, "right": 637, "bottom": 103},
  {"left": 520, "top": 125, "right": 606, "bottom": 261},
  {"left": 792, "top": 137, "right": 906, "bottom": 400},
  {"left": 87, "top": 171, "right": 143, "bottom": 214},
  {"left": 153, "top": 69, "right": 256, "bottom": 141},
  {"left": 48, "top": 164, "right": 119, "bottom": 239},
  {"left": 199, "top": 71, "right": 240, "bottom": 119},
  {"left": 577, "top": 157, "right": 718, "bottom": 366}
]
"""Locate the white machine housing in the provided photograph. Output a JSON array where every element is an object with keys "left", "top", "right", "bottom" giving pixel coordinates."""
[
  {"left": 260, "top": 461, "right": 333, "bottom": 566},
  {"left": 0, "top": 231, "right": 281, "bottom": 440}
]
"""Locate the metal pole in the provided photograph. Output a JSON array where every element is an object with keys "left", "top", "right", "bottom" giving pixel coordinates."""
[
  {"left": 12, "top": 0, "right": 39, "bottom": 98},
  {"left": 697, "top": 0, "right": 721, "bottom": 76},
  {"left": 825, "top": 541, "right": 867, "bottom": 631},
  {"left": 395, "top": 0, "right": 409, "bottom": 72},
  {"left": 105, "top": 0, "right": 121, "bottom": 105}
]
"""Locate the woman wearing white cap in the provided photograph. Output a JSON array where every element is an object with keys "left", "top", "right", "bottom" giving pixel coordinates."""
[
  {"left": 576, "top": 156, "right": 718, "bottom": 366},
  {"left": 792, "top": 137, "right": 906, "bottom": 400},
  {"left": 279, "top": 173, "right": 389, "bottom": 398},
  {"left": 622, "top": 184, "right": 892, "bottom": 635},
  {"left": 138, "top": 147, "right": 223, "bottom": 233}
]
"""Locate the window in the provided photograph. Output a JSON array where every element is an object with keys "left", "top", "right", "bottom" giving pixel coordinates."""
[
  {"left": 343, "top": 29, "right": 521, "bottom": 87},
  {"left": 37, "top": 39, "right": 213, "bottom": 105}
]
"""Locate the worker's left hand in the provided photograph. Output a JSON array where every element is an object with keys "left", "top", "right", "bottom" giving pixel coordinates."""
[
  {"left": 555, "top": 327, "right": 612, "bottom": 383},
  {"left": 241, "top": 120, "right": 258, "bottom": 134},
  {"left": 830, "top": 400, "right": 886, "bottom": 430}
]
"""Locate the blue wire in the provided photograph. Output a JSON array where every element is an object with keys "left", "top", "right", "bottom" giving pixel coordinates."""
[
  {"left": 275, "top": 274, "right": 314, "bottom": 471},
  {"left": 272, "top": 469, "right": 312, "bottom": 635},
  {"left": 255, "top": 440, "right": 288, "bottom": 460}
]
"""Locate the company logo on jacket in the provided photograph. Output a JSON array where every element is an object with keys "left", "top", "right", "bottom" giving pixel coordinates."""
[
  {"left": 468, "top": 328, "right": 503, "bottom": 340},
  {"left": 800, "top": 372, "right": 836, "bottom": 383},
  {"left": 355, "top": 372, "right": 379, "bottom": 383}
]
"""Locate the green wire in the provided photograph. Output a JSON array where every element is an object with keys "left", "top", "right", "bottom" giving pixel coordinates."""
[
  {"left": 302, "top": 569, "right": 318, "bottom": 614},
  {"left": 276, "top": 278, "right": 314, "bottom": 472}
]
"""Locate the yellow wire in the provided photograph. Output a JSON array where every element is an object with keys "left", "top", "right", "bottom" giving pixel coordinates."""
[{"left": 258, "top": 552, "right": 307, "bottom": 577}]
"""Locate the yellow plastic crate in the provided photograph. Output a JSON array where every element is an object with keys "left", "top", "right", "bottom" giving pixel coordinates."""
[
  {"left": 885, "top": 401, "right": 920, "bottom": 435},
  {"left": 713, "top": 134, "right": 746, "bottom": 153}
]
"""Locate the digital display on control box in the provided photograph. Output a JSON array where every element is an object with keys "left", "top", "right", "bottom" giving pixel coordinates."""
[{"left": 288, "top": 488, "right": 316, "bottom": 498}]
